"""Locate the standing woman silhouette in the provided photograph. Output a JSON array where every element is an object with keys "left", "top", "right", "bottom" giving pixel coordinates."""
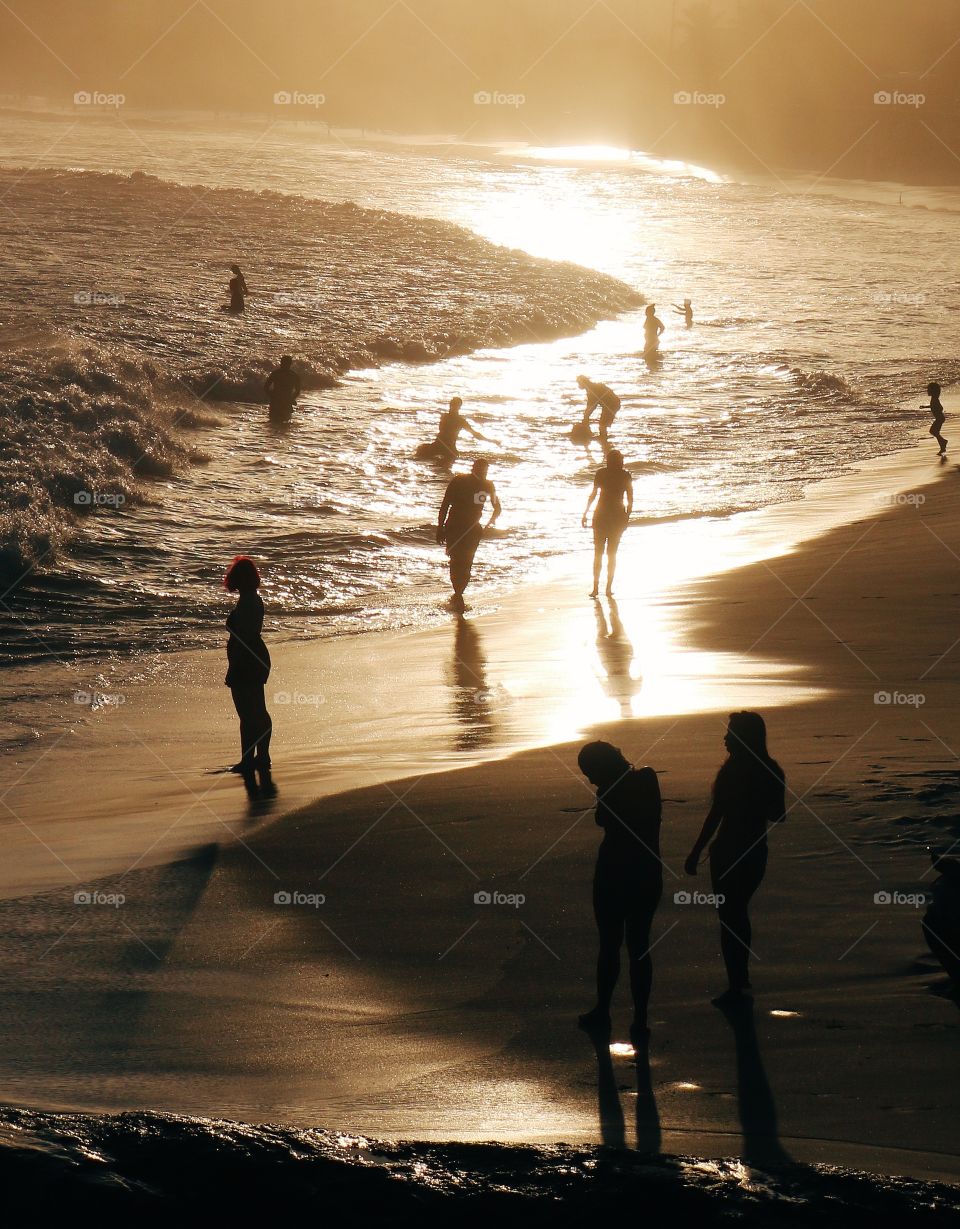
[
  {"left": 685, "top": 712, "right": 785, "bottom": 1004},
  {"left": 227, "top": 264, "right": 249, "bottom": 313},
  {"left": 223, "top": 555, "right": 274, "bottom": 798},
  {"left": 577, "top": 741, "right": 663, "bottom": 1042}
]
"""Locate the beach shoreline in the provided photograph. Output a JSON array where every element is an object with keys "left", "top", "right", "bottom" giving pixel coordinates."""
[{"left": 0, "top": 434, "right": 957, "bottom": 1183}]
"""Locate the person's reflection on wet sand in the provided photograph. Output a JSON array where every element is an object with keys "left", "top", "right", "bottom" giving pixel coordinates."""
[
  {"left": 591, "top": 1033, "right": 661, "bottom": 1153},
  {"left": 594, "top": 598, "right": 642, "bottom": 717},
  {"left": 717, "top": 997, "right": 791, "bottom": 1166},
  {"left": 447, "top": 616, "right": 496, "bottom": 751}
]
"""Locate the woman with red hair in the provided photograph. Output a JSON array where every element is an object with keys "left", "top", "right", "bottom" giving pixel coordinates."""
[{"left": 223, "top": 555, "right": 274, "bottom": 798}]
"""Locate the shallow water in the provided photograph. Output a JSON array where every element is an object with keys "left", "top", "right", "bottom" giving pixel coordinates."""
[{"left": 0, "top": 111, "right": 957, "bottom": 670}]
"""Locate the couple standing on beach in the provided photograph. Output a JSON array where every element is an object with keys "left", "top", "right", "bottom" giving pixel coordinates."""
[{"left": 577, "top": 712, "right": 786, "bottom": 1043}]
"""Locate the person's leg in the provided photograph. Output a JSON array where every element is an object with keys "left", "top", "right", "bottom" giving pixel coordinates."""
[
  {"left": 591, "top": 527, "right": 606, "bottom": 597},
  {"left": 923, "top": 915, "right": 960, "bottom": 988},
  {"left": 712, "top": 847, "right": 767, "bottom": 993},
  {"left": 580, "top": 870, "right": 624, "bottom": 1031},
  {"left": 605, "top": 522, "right": 626, "bottom": 595},
  {"left": 625, "top": 892, "right": 660, "bottom": 1031},
  {"left": 230, "top": 685, "right": 260, "bottom": 793}
]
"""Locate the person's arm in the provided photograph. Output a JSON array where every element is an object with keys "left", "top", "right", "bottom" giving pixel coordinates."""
[
  {"left": 464, "top": 417, "right": 495, "bottom": 443},
  {"left": 624, "top": 474, "right": 634, "bottom": 519},
  {"left": 582, "top": 391, "right": 597, "bottom": 422},
  {"left": 264, "top": 372, "right": 276, "bottom": 396},
  {"left": 486, "top": 484, "right": 502, "bottom": 528},
  {"left": 292, "top": 375, "right": 302, "bottom": 398},
  {"left": 582, "top": 475, "right": 600, "bottom": 527},
  {"left": 685, "top": 800, "right": 723, "bottom": 874},
  {"left": 437, "top": 486, "right": 452, "bottom": 544}
]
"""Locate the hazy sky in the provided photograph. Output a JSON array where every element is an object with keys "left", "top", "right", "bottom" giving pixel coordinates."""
[{"left": 1, "top": 2, "right": 957, "bottom": 177}]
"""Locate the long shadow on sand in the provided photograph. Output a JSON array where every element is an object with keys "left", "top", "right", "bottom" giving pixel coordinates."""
[
  {"left": 0, "top": 842, "right": 219, "bottom": 1079},
  {"left": 717, "top": 997, "right": 792, "bottom": 1166},
  {"left": 592, "top": 1034, "right": 661, "bottom": 1154}
]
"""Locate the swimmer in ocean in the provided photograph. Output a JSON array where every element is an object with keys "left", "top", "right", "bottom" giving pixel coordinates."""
[
  {"left": 643, "top": 304, "right": 665, "bottom": 355},
  {"left": 416, "top": 397, "right": 496, "bottom": 463},
  {"left": 672, "top": 299, "right": 694, "bottom": 327},
  {"left": 577, "top": 375, "right": 622, "bottom": 443},
  {"left": 265, "top": 355, "right": 301, "bottom": 421}
]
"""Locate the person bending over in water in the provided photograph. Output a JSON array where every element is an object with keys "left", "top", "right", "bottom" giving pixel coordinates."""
[
  {"left": 265, "top": 355, "right": 302, "bottom": 421},
  {"left": 437, "top": 458, "right": 501, "bottom": 612},
  {"left": 924, "top": 381, "right": 947, "bottom": 455},
  {"left": 685, "top": 711, "right": 785, "bottom": 1005},
  {"left": 643, "top": 304, "right": 665, "bottom": 354},
  {"left": 577, "top": 740, "right": 663, "bottom": 1042},
  {"left": 223, "top": 555, "right": 275, "bottom": 799},
  {"left": 418, "top": 397, "right": 496, "bottom": 462},
  {"left": 227, "top": 264, "right": 249, "bottom": 313},
  {"left": 583, "top": 448, "right": 633, "bottom": 598},
  {"left": 577, "top": 375, "right": 622, "bottom": 442},
  {"left": 672, "top": 298, "right": 694, "bottom": 327}
]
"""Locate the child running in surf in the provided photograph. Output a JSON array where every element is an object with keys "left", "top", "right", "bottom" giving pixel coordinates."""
[{"left": 925, "top": 381, "right": 947, "bottom": 455}]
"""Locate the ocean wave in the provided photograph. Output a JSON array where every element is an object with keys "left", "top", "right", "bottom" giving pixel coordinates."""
[
  {"left": 0, "top": 1106, "right": 955, "bottom": 1224},
  {"left": 0, "top": 167, "right": 638, "bottom": 585}
]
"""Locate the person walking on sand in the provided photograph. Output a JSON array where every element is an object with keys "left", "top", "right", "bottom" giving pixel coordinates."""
[
  {"left": 672, "top": 298, "right": 694, "bottom": 327},
  {"left": 643, "top": 303, "right": 665, "bottom": 355},
  {"left": 224, "top": 555, "right": 275, "bottom": 799},
  {"left": 583, "top": 448, "right": 633, "bottom": 598},
  {"left": 577, "top": 740, "right": 663, "bottom": 1043},
  {"left": 416, "top": 396, "right": 497, "bottom": 463},
  {"left": 576, "top": 375, "right": 621, "bottom": 442},
  {"left": 437, "top": 458, "right": 501, "bottom": 612},
  {"left": 685, "top": 712, "right": 785, "bottom": 1005},
  {"left": 924, "top": 381, "right": 947, "bottom": 455},
  {"left": 227, "top": 263, "right": 248, "bottom": 313},
  {"left": 265, "top": 355, "right": 302, "bottom": 422}
]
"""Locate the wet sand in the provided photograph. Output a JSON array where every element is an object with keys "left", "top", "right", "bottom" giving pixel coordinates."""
[{"left": 0, "top": 439, "right": 957, "bottom": 1181}]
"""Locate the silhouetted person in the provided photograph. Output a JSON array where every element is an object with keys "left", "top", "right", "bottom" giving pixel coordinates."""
[
  {"left": 924, "top": 381, "right": 947, "bottom": 455},
  {"left": 583, "top": 448, "right": 633, "bottom": 598},
  {"left": 643, "top": 303, "right": 665, "bottom": 355},
  {"left": 227, "top": 264, "right": 248, "bottom": 313},
  {"left": 265, "top": 355, "right": 301, "bottom": 422},
  {"left": 437, "top": 458, "right": 501, "bottom": 612},
  {"left": 672, "top": 298, "right": 694, "bottom": 327},
  {"left": 576, "top": 375, "right": 621, "bottom": 442},
  {"left": 685, "top": 712, "right": 785, "bottom": 1004},
  {"left": 577, "top": 740, "right": 663, "bottom": 1042},
  {"left": 924, "top": 851, "right": 960, "bottom": 995},
  {"left": 223, "top": 555, "right": 274, "bottom": 799},
  {"left": 416, "top": 397, "right": 496, "bottom": 463}
]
